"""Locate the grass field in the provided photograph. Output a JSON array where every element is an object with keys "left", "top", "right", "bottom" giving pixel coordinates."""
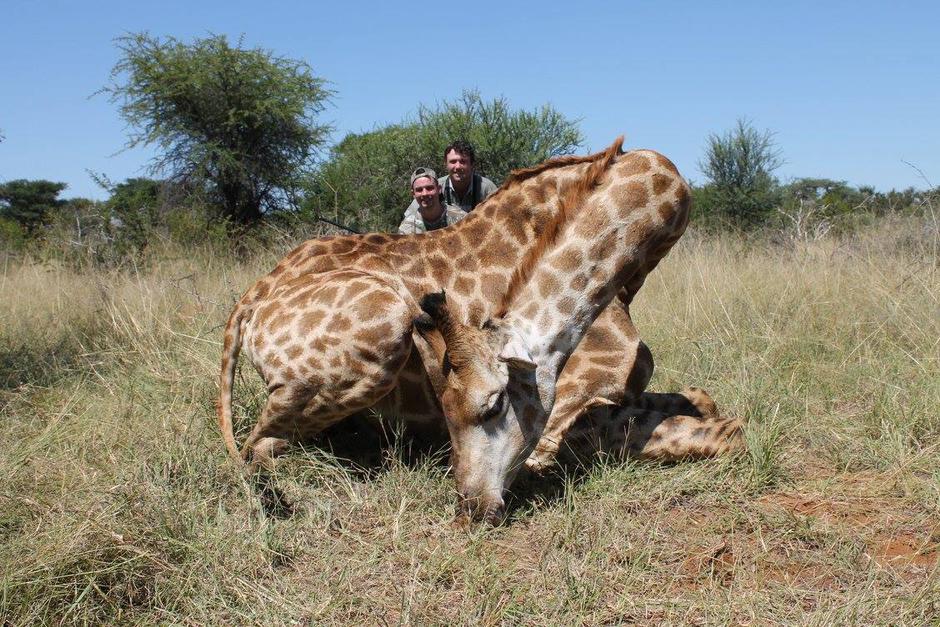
[{"left": 1, "top": 214, "right": 938, "bottom": 624}]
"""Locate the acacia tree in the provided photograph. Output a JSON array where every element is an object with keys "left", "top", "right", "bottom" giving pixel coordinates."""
[
  {"left": 104, "top": 33, "right": 332, "bottom": 224},
  {"left": 0, "top": 179, "right": 68, "bottom": 232}
]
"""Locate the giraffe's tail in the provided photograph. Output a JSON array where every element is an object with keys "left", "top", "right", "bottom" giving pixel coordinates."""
[{"left": 217, "top": 305, "right": 245, "bottom": 465}]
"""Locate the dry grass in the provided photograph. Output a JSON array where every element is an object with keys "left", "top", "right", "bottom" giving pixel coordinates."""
[{"left": 1, "top": 215, "right": 938, "bottom": 625}]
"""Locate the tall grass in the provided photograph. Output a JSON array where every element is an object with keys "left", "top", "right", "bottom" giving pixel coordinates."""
[{"left": 1, "top": 215, "right": 937, "bottom": 624}]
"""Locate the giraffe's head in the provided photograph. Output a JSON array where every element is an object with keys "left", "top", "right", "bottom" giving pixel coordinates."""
[{"left": 416, "top": 292, "right": 536, "bottom": 524}]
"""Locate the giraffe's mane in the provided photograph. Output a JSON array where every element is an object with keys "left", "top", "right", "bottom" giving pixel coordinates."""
[
  {"left": 495, "top": 137, "right": 625, "bottom": 318},
  {"left": 467, "top": 143, "right": 624, "bottom": 212},
  {"left": 503, "top": 150, "right": 615, "bottom": 187}
]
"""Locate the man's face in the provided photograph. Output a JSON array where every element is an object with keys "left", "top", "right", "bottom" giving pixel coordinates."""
[
  {"left": 412, "top": 176, "right": 440, "bottom": 210},
  {"left": 445, "top": 149, "right": 473, "bottom": 186}
]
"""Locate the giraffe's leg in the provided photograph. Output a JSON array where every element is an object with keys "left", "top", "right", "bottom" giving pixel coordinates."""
[
  {"left": 527, "top": 250, "right": 678, "bottom": 474},
  {"left": 236, "top": 383, "right": 311, "bottom": 518},
  {"left": 622, "top": 389, "right": 745, "bottom": 461},
  {"left": 525, "top": 300, "right": 653, "bottom": 473},
  {"left": 243, "top": 388, "right": 373, "bottom": 474},
  {"left": 240, "top": 271, "right": 416, "bottom": 474},
  {"left": 680, "top": 386, "right": 719, "bottom": 418},
  {"left": 240, "top": 383, "right": 307, "bottom": 472},
  {"left": 556, "top": 388, "right": 745, "bottom": 463}
]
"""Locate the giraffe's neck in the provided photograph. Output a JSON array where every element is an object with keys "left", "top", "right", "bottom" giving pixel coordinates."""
[
  {"left": 251, "top": 145, "right": 622, "bottom": 328},
  {"left": 502, "top": 150, "right": 687, "bottom": 414},
  {"left": 504, "top": 226, "right": 642, "bottom": 410}
]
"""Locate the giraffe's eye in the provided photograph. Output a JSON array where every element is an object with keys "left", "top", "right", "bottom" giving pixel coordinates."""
[{"left": 480, "top": 391, "right": 507, "bottom": 422}]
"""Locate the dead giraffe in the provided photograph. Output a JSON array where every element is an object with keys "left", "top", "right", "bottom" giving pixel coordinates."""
[
  {"left": 559, "top": 387, "right": 746, "bottom": 464},
  {"left": 216, "top": 139, "right": 653, "bottom": 473},
  {"left": 416, "top": 144, "right": 693, "bottom": 521}
]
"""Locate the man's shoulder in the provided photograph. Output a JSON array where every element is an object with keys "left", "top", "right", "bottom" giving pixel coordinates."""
[
  {"left": 476, "top": 174, "right": 497, "bottom": 195},
  {"left": 398, "top": 204, "right": 424, "bottom": 234},
  {"left": 401, "top": 202, "right": 420, "bottom": 220}
]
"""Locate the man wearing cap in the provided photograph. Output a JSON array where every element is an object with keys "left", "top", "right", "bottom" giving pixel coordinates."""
[
  {"left": 401, "top": 141, "right": 498, "bottom": 226},
  {"left": 397, "top": 167, "right": 470, "bottom": 234}
]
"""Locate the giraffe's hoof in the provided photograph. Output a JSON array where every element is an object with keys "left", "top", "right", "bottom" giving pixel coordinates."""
[
  {"left": 525, "top": 439, "right": 562, "bottom": 474},
  {"left": 524, "top": 453, "right": 555, "bottom": 475},
  {"left": 681, "top": 386, "right": 719, "bottom": 418}
]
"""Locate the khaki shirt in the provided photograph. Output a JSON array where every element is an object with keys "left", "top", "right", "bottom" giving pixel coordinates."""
[{"left": 397, "top": 203, "right": 469, "bottom": 234}]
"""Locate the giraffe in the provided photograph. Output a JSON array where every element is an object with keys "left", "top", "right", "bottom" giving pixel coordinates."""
[
  {"left": 216, "top": 139, "right": 660, "bottom": 481},
  {"left": 558, "top": 387, "right": 745, "bottom": 465},
  {"left": 415, "top": 144, "right": 693, "bottom": 522}
]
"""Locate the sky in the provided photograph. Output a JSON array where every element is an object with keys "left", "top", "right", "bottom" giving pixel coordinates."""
[{"left": 2, "top": 0, "right": 938, "bottom": 200}]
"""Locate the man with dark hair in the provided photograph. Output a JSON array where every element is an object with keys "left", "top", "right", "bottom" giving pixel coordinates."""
[
  {"left": 439, "top": 140, "right": 498, "bottom": 212},
  {"left": 397, "top": 167, "right": 470, "bottom": 234},
  {"left": 401, "top": 141, "right": 498, "bottom": 224}
]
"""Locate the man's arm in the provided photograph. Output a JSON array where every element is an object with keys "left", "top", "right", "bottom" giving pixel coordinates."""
[{"left": 479, "top": 175, "right": 498, "bottom": 201}]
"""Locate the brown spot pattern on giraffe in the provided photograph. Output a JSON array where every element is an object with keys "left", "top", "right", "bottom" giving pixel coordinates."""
[
  {"left": 556, "top": 296, "right": 576, "bottom": 316},
  {"left": 615, "top": 181, "right": 650, "bottom": 210},
  {"left": 326, "top": 314, "right": 352, "bottom": 333},
  {"left": 654, "top": 153, "right": 680, "bottom": 175},
  {"left": 651, "top": 173, "right": 673, "bottom": 195},
  {"left": 570, "top": 273, "right": 589, "bottom": 292},
  {"left": 552, "top": 248, "right": 583, "bottom": 273},
  {"left": 619, "top": 155, "right": 652, "bottom": 177}
]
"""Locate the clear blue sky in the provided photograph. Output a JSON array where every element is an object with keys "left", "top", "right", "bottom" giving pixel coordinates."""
[{"left": 2, "top": 1, "right": 938, "bottom": 200}]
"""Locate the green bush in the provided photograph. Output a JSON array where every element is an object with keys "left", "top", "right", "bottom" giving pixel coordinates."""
[
  {"left": 696, "top": 119, "right": 783, "bottom": 226},
  {"left": 164, "top": 203, "right": 230, "bottom": 251},
  {"left": 0, "top": 216, "right": 28, "bottom": 252},
  {"left": 104, "top": 178, "right": 162, "bottom": 255}
]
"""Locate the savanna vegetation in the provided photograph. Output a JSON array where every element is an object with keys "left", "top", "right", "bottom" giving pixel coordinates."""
[
  {"left": 1, "top": 213, "right": 937, "bottom": 623},
  {"left": 1, "top": 33, "right": 938, "bottom": 624}
]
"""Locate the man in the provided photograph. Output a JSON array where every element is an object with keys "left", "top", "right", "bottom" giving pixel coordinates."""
[
  {"left": 397, "top": 167, "right": 470, "bottom": 234},
  {"left": 401, "top": 140, "right": 498, "bottom": 223},
  {"left": 439, "top": 140, "right": 498, "bottom": 212}
]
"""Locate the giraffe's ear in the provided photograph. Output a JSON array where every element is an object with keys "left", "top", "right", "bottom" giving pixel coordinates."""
[
  {"left": 412, "top": 296, "right": 449, "bottom": 398},
  {"left": 497, "top": 327, "right": 536, "bottom": 371},
  {"left": 413, "top": 311, "right": 436, "bottom": 334},
  {"left": 413, "top": 293, "right": 449, "bottom": 370}
]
